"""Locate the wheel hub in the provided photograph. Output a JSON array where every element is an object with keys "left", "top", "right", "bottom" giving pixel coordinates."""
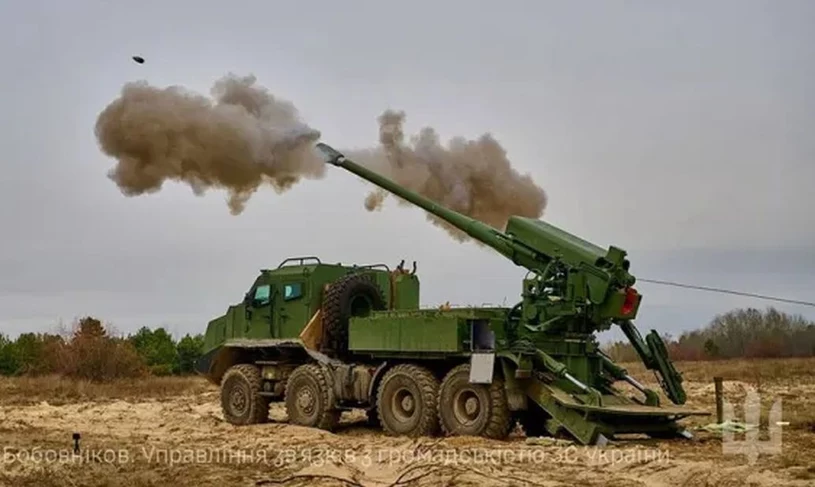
[
  {"left": 230, "top": 388, "right": 247, "bottom": 414},
  {"left": 297, "top": 388, "right": 316, "bottom": 414},
  {"left": 401, "top": 395, "right": 415, "bottom": 412},
  {"left": 465, "top": 397, "right": 479, "bottom": 416},
  {"left": 453, "top": 389, "right": 481, "bottom": 424},
  {"left": 392, "top": 387, "right": 417, "bottom": 422}
]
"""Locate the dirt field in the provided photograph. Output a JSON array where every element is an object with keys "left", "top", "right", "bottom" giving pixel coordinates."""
[{"left": 1, "top": 358, "right": 814, "bottom": 487}]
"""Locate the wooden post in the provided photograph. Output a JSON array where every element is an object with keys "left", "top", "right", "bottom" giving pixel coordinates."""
[{"left": 714, "top": 376, "right": 724, "bottom": 424}]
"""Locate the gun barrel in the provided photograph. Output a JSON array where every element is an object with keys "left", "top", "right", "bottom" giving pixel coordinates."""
[{"left": 315, "top": 143, "right": 537, "bottom": 266}]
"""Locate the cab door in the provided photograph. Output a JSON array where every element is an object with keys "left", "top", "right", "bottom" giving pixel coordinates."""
[
  {"left": 246, "top": 283, "right": 275, "bottom": 339},
  {"left": 275, "top": 281, "right": 308, "bottom": 338}
]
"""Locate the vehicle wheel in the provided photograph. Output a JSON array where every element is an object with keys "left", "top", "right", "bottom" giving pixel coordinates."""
[
  {"left": 284, "top": 363, "right": 340, "bottom": 431},
  {"left": 438, "top": 364, "right": 512, "bottom": 439},
  {"left": 321, "top": 272, "right": 386, "bottom": 359},
  {"left": 376, "top": 364, "right": 439, "bottom": 437},
  {"left": 220, "top": 364, "right": 270, "bottom": 425}
]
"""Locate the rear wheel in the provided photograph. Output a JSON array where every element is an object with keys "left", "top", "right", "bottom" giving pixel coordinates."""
[
  {"left": 377, "top": 364, "right": 440, "bottom": 437},
  {"left": 220, "top": 364, "right": 270, "bottom": 425},
  {"left": 438, "top": 364, "right": 512, "bottom": 439},
  {"left": 284, "top": 364, "right": 340, "bottom": 431}
]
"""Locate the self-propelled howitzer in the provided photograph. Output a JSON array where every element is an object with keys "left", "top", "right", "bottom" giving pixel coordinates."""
[
  {"left": 316, "top": 142, "right": 691, "bottom": 416},
  {"left": 193, "top": 142, "right": 707, "bottom": 447}
]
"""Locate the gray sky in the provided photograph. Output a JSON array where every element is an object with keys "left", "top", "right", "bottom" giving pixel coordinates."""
[{"left": 1, "top": 0, "right": 813, "bottom": 340}]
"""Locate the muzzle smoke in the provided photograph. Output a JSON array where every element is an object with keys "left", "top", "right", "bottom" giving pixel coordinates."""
[
  {"left": 348, "top": 110, "right": 547, "bottom": 241},
  {"left": 95, "top": 74, "right": 547, "bottom": 238},
  {"left": 95, "top": 74, "right": 324, "bottom": 214}
]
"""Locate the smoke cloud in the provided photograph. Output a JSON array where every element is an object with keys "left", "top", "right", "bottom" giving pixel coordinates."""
[
  {"left": 95, "top": 74, "right": 547, "bottom": 238},
  {"left": 347, "top": 110, "right": 547, "bottom": 240},
  {"left": 95, "top": 74, "right": 324, "bottom": 214}
]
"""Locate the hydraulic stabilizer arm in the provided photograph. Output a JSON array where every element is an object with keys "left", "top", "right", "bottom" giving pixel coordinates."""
[
  {"left": 598, "top": 351, "right": 661, "bottom": 406},
  {"left": 616, "top": 320, "right": 687, "bottom": 405},
  {"left": 532, "top": 348, "right": 604, "bottom": 406}
]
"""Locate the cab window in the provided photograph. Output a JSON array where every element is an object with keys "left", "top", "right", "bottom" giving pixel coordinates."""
[
  {"left": 283, "top": 283, "right": 303, "bottom": 301},
  {"left": 252, "top": 284, "right": 271, "bottom": 306}
]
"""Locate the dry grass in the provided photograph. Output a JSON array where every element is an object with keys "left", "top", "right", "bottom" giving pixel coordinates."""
[
  {"left": 622, "top": 357, "right": 815, "bottom": 433},
  {"left": 1, "top": 357, "right": 814, "bottom": 487},
  {"left": 621, "top": 356, "right": 815, "bottom": 383},
  {"left": 0, "top": 374, "right": 215, "bottom": 406}
]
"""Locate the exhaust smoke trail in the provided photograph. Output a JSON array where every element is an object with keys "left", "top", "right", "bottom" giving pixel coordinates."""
[{"left": 95, "top": 74, "right": 547, "bottom": 238}]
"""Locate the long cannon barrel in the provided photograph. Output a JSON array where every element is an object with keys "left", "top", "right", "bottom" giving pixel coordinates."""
[{"left": 314, "top": 143, "right": 546, "bottom": 272}]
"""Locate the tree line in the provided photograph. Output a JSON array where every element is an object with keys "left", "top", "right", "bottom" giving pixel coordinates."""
[
  {"left": 1, "top": 306, "right": 813, "bottom": 381},
  {"left": 0, "top": 316, "right": 204, "bottom": 381},
  {"left": 604, "top": 306, "right": 815, "bottom": 362}
]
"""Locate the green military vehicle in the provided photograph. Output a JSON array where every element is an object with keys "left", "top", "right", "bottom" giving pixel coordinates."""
[{"left": 195, "top": 143, "right": 707, "bottom": 445}]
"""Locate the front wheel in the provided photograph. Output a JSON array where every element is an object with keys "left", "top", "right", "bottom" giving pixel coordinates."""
[
  {"left": 220, "top": 364, "right": 270, "bottom": 425},
  {"left": 438, "top": 364, "right": 512, "bottom": 439}
]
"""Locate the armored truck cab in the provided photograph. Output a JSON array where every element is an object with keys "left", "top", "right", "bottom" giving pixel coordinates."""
[{"left": 196, "top": 257, "right": 419, "bottom": 385}]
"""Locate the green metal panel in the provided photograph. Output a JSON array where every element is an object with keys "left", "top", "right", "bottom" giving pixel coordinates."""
[
  {"left": 226, "top": 306, "right": 239, "bottom": 339},
  {"left": 392, "top": 273, "right": 420, "bottom": 309},
  {"left": 247, "top": 282, "right": 274, "bottom": 339},
  {"left": 349, "top": 313, "right": 462, "bottom": 352},
  {"left": 505, "top": 217, "right": 606, "bottom": 266},
  {"left": 202, "top": 315, "right": 226, "bottom": 355},
  {"left": 348, "top": 307, "right": 507, "bottom": 353},
  {"left": 272, "top": 279, "right": 309, "bottom": 338}
]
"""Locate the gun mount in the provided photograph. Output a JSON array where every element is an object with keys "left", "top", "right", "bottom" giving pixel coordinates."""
[{"left": 316, "top": 142, "right": 689, "bottom": 407}]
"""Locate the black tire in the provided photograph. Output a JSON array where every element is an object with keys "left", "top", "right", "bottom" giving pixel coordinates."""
[
  {"left": 220, "top": 364, "right": 270, "bottom": 425},
  {"left": 321, "top": 272, "right": 386, "bottom": 358},
  {"left": 284, "top": 363, "right": 340, "bottom": 431},
  {"left": 438, "top": 364, "right": 512, "bottom": 439},
  {"left": 376, "top": 364, "right": 440, "bottom": 437}
]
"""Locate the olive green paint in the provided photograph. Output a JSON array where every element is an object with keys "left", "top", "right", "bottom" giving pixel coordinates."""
[
  {"left": 198, "top": 145, "right": 707, "bottom": 446},
  {"left": 201, "top": 257, "right": 421, "bottom": 355}
]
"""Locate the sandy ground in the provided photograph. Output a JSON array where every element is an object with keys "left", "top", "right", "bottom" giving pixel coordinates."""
[{"left": 1, "top": 368, "right": 814, "bottom": 486}]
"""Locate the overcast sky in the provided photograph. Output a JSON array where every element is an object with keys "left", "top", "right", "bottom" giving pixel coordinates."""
[{"left": 1, "top": 0, "right": 813, "bottom": 341}]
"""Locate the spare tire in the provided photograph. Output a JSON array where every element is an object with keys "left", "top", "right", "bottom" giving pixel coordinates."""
[{"left": 321, "top": 272, "right": 386, "bottom": 358}]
